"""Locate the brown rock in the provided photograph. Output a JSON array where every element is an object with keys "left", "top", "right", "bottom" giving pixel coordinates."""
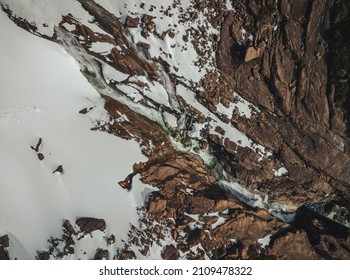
[
  {"left": 146, "top": 21, "right": 156, "bottom": 32},
  {"left": 76, "top": 217, "right": 106, "bottom": 234},
  {"left": 37, "top": 153, "right": 44, "bottom": 161},
  {"left": 94, "top": 249, "right": 109, "bottom": 260},
  {"left": 148, "top": 199, "right": 167, "bottom": 213},
  {"left": 172, "top": 229, "right": 178, "bottom": 241},
  {"left": 79, "top": 107, "right": 89, "bottom": 114},
  {"left": 244, "top": 47, "right": 262, "bottom": 62},
  {"left": 30, "top": 137, "right": 42, "bottom": 152},
  {"left": 64, "top": 236, "right": 75, "bottom": 248},
  {"left": 161, "top": 244, "right": 179, "bottom": 260},
  {"left": 269, "top": 231, "right": 318, "bottom": 259},
  {"left": 37, "top": 251, "right": 50, "bottom": 260},
  {"left": 107, "top": 234, "right": 115, "bottom": 245},
  {"left": 0, "top": 247, "right": 9, "bottom": 260},
  {"left": 142, "top": 14, "right": 154, "bottom": 24},
  {"left": 141, "top": 29, "right": 149, "bottom": 38},
  {"left": 118, "top": 249, "right": 136, "bottom": 260},
  {"left": 137, "top": 42, "right": 150, "bottom": 49},
  {"left": 53, "top": 165, "right": 64, "bottom": 174},
  {"left": 0, "top": 235, "right": 9, "bottom": 248},
  {"left": 200, "top": 215, "right": 219, "bottom": 225},
  {"left": 118, "top": 175, "right": 132, "bottom": 190},
  {"left": 168, "top": 31, "right": 175, "bottom": 38},
  {"left": 212, "top": 200, "right": 229, "bottom": 212},
  {"left": 124, "top": 16, "right": 139, "bottom": 28},
  {"left": 214, "top": 126, "right": 225, "bottom": 136},
  {"left": 62, "top": 220, "right": 75, "bottom": 235},
  {"left": 65, "top": 246, "right": 75, "bottom": 255},
  {"left": 79, "top": 107, "right": 94, "bottom": 114}
]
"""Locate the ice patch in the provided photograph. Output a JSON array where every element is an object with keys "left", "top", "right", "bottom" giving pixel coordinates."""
[
  {"left": 274, "top": 167, "right": 288, "bottom": 177},
  {"left": 258, "top": 234, "right": 272, "bottom": 249}
]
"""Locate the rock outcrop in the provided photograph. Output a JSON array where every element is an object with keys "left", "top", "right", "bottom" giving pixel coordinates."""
[
  {"left": 0, "top": 235, "right": 9, "bottom": 260},
  {"left": 76, "top": 217, "right": 106, "bottom": 234},
  {"left": 214, "top": 0, "right": 350, "bottom": 208}
]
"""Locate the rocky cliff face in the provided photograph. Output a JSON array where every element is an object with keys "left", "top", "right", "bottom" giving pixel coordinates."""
[
  {"left": 216, "top": 0, "right": 350, "bottom": 207},
  {"left": 1, "top": 0, "right": 350, "bottom": 259}
]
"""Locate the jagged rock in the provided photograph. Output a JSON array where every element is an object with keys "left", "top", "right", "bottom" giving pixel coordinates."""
[
  {"left": 0, "top": 247, "right": 9, "bottom": 260},
  {"left": 148, "top": 199, "right": 167, "bottom": 214},
  {"left": 212, "top": 200, "right": 229, "bottom": 212},
  {"left": 186, "top": 228, "right": 202, "bottom": 248},
  {"left": 94, "top": 249, "right": 109, "bottom": 260},
  {"left": 142, "top": 14, "right": 154, "bottom": 24},
  {"left": 118, "top": 249, "right": 136, "bottom": 260},
  {"left": 291, "top": 206, "right": 350, "bottom": 259},
  {"left": 244, "top": 47, "right": 262, "bottom": 62},
  {"left": 106, "top": 234, "right": 115, "bottom": 245},
  {"left": 64, "top": 236, "right": 75, "bottom": 249},
  {"left": 124, "top": 16, "right": 139, "bottom": 28},
  {"left": 78, "top": 107, "right": 94, "bottom": 114},
  {"left": 0, "top": 235, "right": 9, "bottom": 260},
  {"left": 53, "top": 165, "right": 64, "bottom": 174},
  {"left": 118, "top": 179, "right": 131, "bottom": 190},
  {"left": 65, "top": 246, "right": 75, "bottom": 255},
  {"left": 63, "top": 220, "right": 76, "bottom": 235},
  {"left": 76, "top": 217, "right": 106, "bottom": 234},
  {"left": 268, "top": 230, "right": 318, "bottom": 260},
  {"left": 137, "top": 42, "right": 150, "bottom": 49},
  {"left": 37, "top": 251, "right": 50, "bottom": 260},
  {"left": 37, "top": 153, "right": 44, "bottom": 161},
  {"left": 30, "top": 137, "right": 42, "bottom": 152},
  {"left": 212, "top": 0, "right": 350, "bottom": 208},
  {"left": 0, "top": 235, "right": 9, "bottom": 248},
  {"left": 161, "top": 244, "right": 179, "bottom": 260},
  {"left": 146, "top": 21, "right": 156, "bottom": 32},
  {"left": 200, "top": 215, "right": 219, "bottom": 225}
]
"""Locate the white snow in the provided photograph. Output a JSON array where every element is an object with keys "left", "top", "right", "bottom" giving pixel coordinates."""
[
  {"left": 102, "top": 63, "right": 129, "bottom": 83},
  {"left": 258, "top": 234, "right": 272, "bottom": 249},
  {"left": 338, "top": 137, "right": 346, "bottom": 152},
  {"left": 144, "top": 80, "right": 171, "bottom": 107},
  {"left": 132, "top": 175, "right": 159, "bottom": 206},
  {"left": 89, "top": 42, "right": 115, "bottom": 55},
  {"left": 95, "top": 0, "right": 220, "bottom": 84},
  {"left": 215, "top": 93, "right": 255, "bottom": 119},
  {"left": 1, "top": 0, "right": 110, "bottom": 37},
  {"left": 274, "top": 167, "right": 288, "bottom": 177},
  {"left": 163, "top": 111, "right": 178, "bottom": 128},
  {"left": 62, "top": 22, "right": 76, "bottom": 32},
  {"left": 0, "top": 11, "right": 148, "bottom": 259},
  {"left": 211, "top": 216, "right": 226, "bottom": 229}
]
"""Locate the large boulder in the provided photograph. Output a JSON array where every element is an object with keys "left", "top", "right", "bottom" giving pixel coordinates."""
[{"left": 76, "top": 217, "right": 106, "bottom": 234}]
